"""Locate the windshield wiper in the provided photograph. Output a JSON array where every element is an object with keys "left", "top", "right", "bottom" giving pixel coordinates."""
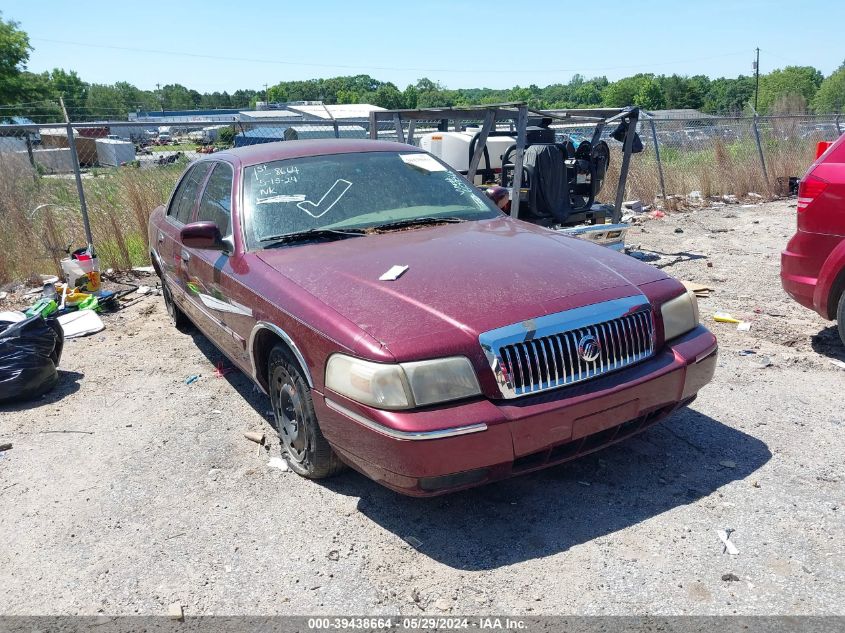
[
  {"left": 260, "top": 228, "right": 365, "bottom": 247},
  {"left": 369, "top": 217, "right": 465, "bottom": 231}
]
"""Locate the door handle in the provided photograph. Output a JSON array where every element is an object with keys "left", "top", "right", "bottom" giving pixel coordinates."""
[{"left": 180, "top": 248, "right": 191, "bottom": 263}]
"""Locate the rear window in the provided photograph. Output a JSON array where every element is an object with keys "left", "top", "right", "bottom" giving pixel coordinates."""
[{"left": 242, "top": 151, "right": 498, "bottom": 248}]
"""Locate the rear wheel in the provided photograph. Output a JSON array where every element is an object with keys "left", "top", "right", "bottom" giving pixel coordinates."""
[
  {"left": 267, "top": 344, "right": 344, "bottom": 479},
  {"left": 162, "top": 279, "right": 190, "bottom": 330},
  {"left": 837, "top": 291, "right": 845, "bottom": 347}
]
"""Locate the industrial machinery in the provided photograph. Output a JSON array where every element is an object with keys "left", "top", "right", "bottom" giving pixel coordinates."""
[{"left": 370, "top": 104, "right": 644, "bottom": 250}]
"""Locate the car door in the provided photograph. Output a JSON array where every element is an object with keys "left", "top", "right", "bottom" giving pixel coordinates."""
[
  {"left": 183, "top": 161, "right": 249, "bottom": 362},
  {"left": 157, "top": 162, "right": 212, "bottom": 309}
]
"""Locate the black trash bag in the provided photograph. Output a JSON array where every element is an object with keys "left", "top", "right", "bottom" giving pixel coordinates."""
[{"left": 0, "top": 315, "right": 64, "bottom": 404}]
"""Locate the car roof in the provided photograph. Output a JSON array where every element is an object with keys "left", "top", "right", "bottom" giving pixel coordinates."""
[{"left": 211, "top": 139, "right": 422, "bottom": 167}]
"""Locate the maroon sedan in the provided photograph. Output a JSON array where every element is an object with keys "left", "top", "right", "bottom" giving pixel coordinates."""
[{"left": 148, "top": 139, "right": 717, "bottom": 496}]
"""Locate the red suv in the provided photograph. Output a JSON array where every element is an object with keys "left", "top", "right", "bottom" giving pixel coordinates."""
[{"left": 782, "top": 136, "right": 845, "bottom": 345}]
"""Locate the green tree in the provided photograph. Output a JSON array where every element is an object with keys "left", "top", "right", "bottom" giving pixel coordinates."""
[
  {"left": 634, "top": 77, "right": 665, "bottom": 110},
  {"left": 48, "top": 68, "right": 88, "bottom": 118},
  {"left": 702, "top": 76, "right": 755, "bottom": 114},
  {"left": 159, "top": 84, "right": 197, "bottom": 110},
  {"left": 658, "top": 74, "right": 703, "bottom": 109},
  {"left": 0, "top": 12, "right": 31, "bottom": 105},
  {"left": 402, "top": 84, "right": 418, "bottom": 109},
  {"left": 372, "top": 83, "right": 403, "bottom": 109},
  {"left": 756, "top": 66, "right": 823, "bottom": 114},
  {"left": 602, "top": 74, "right": 654, "bottom": 107},
  {"left": 812, "top": 63, "right": 845, "bottom": 113},
  {"left": 85, "top": 83, "right": 126, "bottom": 119}
]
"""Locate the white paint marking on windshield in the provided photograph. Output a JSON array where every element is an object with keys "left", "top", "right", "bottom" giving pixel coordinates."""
[
  {"left": 256, "top": 194, "right": 307, "bottom": 204},
  {"left": 296, "top": 179, "right": 352, "bottom": 218}
]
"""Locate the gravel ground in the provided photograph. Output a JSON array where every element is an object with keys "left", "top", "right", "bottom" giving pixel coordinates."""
[{"left": 0, "top": 199, "right": 843, "bottom": 616}]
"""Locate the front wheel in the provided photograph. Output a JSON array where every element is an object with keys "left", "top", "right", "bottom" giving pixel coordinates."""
[
  {"left": 268, "top": 345, "right": 344, "bottom": 479},
  {"left": 837, "top": 291, "right": 845, "bottom": 347}
]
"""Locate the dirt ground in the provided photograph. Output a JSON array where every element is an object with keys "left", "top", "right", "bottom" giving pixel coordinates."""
[{"left": 1, "top": 199, "right": 843, "bottom": 616}]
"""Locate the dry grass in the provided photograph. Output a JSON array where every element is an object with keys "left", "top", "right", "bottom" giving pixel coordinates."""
[
  {"left": 0, "top": 133, "right": 824, "bottom": 285},
  {"left": 606, "top": 136, "right": 818, "bottom": 206},
  {"left": 0, "top": 157, "right": 182, "bottom": 286}
]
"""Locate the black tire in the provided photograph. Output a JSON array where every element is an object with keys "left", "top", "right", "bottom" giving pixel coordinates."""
[
  {"left": 267, "top": 344, "right": 344, "bottom": 479},
  {"left": 838, "top": 291, "right": 845, "bottom": 347},
  {"left": 161, "top": 279, "right": 190, "bottom": 330}
]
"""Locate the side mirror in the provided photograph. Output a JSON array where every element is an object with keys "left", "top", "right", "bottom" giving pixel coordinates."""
[{"left": 181, "top": 221, "right": 226, "bottom": 250}]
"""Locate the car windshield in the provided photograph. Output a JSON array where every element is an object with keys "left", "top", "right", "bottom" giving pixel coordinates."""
[{"left": 242, "top": 151, "right": 499, "bottom": 247}]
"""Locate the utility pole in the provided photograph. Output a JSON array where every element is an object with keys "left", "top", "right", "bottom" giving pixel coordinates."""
[
  {"left": 156, "top": 82, "right": 163, "bottom": 112},
  {"left": 753, "top": 47, "right": 760, "bottom": 112},
  {"left": 263, "top": 83, "right": 269, "bottom": 104}
]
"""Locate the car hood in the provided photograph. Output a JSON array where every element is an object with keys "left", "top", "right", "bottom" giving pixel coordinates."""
[{"left": 255, "top": 217, "right": 668, "bottom": 357}]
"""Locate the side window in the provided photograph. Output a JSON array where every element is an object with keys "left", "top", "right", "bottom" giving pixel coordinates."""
[
  {"left": 167, "top": 163, "right": 212, "bottom": 224},
  {"left": 196, "top": 163, "right": 234, "bottom": 237}
]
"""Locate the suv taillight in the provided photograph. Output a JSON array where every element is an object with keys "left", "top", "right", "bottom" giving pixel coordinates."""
[{"left": 797, "top": 174, "right": 828, "bottom": 212}]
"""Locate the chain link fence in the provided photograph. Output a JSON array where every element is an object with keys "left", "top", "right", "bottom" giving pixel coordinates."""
[{"left": 0, "top": 109, "right": 842, "bottom": 283}]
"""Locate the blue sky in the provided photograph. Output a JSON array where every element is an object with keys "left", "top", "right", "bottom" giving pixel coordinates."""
[{"left": 4, "top": 0, "right": 841, "bottom": 92}]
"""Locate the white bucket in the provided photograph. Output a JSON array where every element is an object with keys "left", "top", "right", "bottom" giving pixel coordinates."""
[{"left": 61, "top": 257, "right": 101, "bottom": 291}]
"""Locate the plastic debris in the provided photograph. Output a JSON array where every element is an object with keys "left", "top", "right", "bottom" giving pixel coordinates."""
[
  {"left": 737, "top": 322, "right": 751, "bottom": 332},
  {"left": 830, "top": 359, "right": 845, "bottom": 370},
  {"left": 168, "top": 603, "right": 184, "bottom": 621},
  {"left": 682, "top": 281, "right": 712, "bottom": 298},
  {"left": 136, "top": 285, "right": 152, "bottom": 295},
  {"left": 267, "top": 456, "right": 289, "bottom": 471},
  {"left": 379, "top": 265, "right": 409, "bottom": 281},
  {"left": 24, "top": 298, "right": 58, "bottom": 318},
  {"left": 713, "top": 312, "right": 741, "bottom": 324},
  {"left": 243, "top": 431, "right": 265, "bottom": 444},
  {"left": 717, "top": 529, "right": 739, "bottom": 556},
  {"left": 185, "top": 375, "right": 200, "bottom": 385},
  {"left": 404, "top": 535, "right": 423, "bottom": 549},
  {"left": 749, "top": 356, "right": 773, "bottom": 369},
  {"left": 0, "top": 311, "right": 25, "bottom": 323},
  {"left": 214, "top": 361, "right": 235, "bottom": 378},
  {"left": 0, "top": 292, "right": 7, "bottom": 300},
  {"left": 133, "top": 266, "right": 155, "bottom": 275},
  {"left": 57, "top": 310, "right": 104, "bottom": 338}
]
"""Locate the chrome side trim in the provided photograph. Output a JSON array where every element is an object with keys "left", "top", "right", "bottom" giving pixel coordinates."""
[
  {"left": 324, "top": 398, "right": 487, "bottom": 441},
  {"left": 247, "top": 321, "right": 314, "bottom": 388}
]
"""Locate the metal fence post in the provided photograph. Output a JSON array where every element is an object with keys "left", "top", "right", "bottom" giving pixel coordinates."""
[
  {"left": 648, "top": 117, "right": 666, "bottom": 201},
  {"left": 752, "top": 113, "right": 768, "bottom": 185},
  {"left": 510, "top": 106, "right": 528, "bottom": 220},
  {"left": 59, "top": 97, "right": 95, "bottom": 256},
  {"left": 393, "top": 113, "right": 405, "bottom": 144}
]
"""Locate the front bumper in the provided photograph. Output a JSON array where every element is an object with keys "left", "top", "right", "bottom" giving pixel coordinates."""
[{"left": 316, "top": 325, "right": 718, "bottom": 496}]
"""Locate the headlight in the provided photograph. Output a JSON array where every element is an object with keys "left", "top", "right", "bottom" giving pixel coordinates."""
[
  {"left": 325, "top": 354, "right": 481, "bottom": 410},
  {"left": 661, "top": 289, "right": 700, "bottom": 341}
]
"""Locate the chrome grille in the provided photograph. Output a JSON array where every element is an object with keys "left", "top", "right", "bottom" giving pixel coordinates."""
[{"left": 479, "top": 296, "right": 655, "bottom": 399}]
